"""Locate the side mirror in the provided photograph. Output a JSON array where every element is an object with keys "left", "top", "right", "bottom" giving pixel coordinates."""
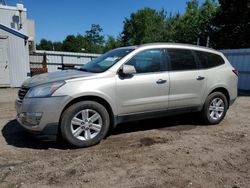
[{"left": 121, "top": 65, "right": 137, "bottom": 75}]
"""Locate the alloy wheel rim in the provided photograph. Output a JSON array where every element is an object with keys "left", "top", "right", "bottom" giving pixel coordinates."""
[
  {"left": 209, "top": 98, "right": 225, "bottom": 120},
  {"left": 70, "top": 109, "right": 102, "bottom": 141}
]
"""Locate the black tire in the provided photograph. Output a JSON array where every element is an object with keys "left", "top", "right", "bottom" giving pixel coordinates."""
[
  {"left": 60, "top": 101, "right": 110, "bottom": 148},
  {"left": 201, "top": 92, "right": 228, "bottom": 125}
]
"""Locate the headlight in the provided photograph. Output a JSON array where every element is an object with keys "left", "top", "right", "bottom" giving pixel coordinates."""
[{"left": 26, "top": 81, "right": 65, "bottom": 98}]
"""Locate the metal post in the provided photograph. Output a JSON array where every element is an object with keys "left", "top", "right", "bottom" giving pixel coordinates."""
[
  {"left": 197, "top": 37, "right": 200, "bottom": 46},
  {"left": 42, "top": 53, "right": 47, "bottom": 68},
  {"left": 61, "top": 55, "right": 64, "bottom": 70},
  {"left": 206, "top": 36, "right": 210, "bottom": 47}
]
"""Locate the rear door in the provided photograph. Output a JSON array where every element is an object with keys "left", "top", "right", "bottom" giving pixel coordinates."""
[
  {"left": 167, "top": 48, "right": 207, "bottom": 109},
  {"left": 115, "top": 48, "right": 169, "bottom": 115}
]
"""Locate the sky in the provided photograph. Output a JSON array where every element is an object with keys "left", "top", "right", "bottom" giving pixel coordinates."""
[{"left": 6, "top": 0, "right": 204, "bottom": 43}]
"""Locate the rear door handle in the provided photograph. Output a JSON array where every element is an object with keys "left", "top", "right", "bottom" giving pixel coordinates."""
[
  {"left": 156, "top": 79, "right": 167, "bottom": 84},
  {"left": 196, "top": 76, "right": 205, "bottom": 80}
]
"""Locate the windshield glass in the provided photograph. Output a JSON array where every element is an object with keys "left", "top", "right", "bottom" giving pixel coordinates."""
[{"left": 80, "top": 48, "right": 134, "bottom": 73}]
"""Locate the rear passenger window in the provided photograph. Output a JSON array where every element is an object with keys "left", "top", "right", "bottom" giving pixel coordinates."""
[
  {"left": 167, "top": 49, "right": 197, "bottom": 71},
  {"left": 195, "top": 51, "right": 225, "bottom": 68}
]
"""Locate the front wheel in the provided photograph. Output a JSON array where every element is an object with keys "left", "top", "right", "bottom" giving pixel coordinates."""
[
  {"left": 201, "top": 92, "right": 228, "bottom": 124},
  {"left": 60, "top": 101, "right": 110, "bottom": 147}
]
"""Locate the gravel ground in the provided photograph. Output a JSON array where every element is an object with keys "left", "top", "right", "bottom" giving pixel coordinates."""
[{"left": 0, "top": 88, "right": 249, "bottom": 188}]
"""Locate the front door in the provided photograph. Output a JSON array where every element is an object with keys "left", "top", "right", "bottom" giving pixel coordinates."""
[
  {"left": 116, "top": 49, "right": 169, "bottom": 115},
  {"left": 0, "top": 38, "right": 10, "bottom": 86}
]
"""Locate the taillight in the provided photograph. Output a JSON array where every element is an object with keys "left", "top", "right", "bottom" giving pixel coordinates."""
[{"left": 232, "top": 69, "right": 239, "bottom": 77}]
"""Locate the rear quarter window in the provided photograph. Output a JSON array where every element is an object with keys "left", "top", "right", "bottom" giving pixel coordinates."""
[{"left": 195, "top": 51, "right": 225, "bottom": 69}]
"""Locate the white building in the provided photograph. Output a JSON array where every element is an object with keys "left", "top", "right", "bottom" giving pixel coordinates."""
[{"left": 0, "top": 3, "right": 35, "bottom": 87}]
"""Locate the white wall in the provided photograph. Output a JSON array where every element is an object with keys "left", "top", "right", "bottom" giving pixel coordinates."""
[
  {"left": 0, "top": 29, "right": 29, "bottom": 87},
  {"left": 0, "top": 4, "right": 28, "bottom": 34}
]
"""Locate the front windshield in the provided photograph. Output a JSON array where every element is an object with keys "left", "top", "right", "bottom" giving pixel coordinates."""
[{"left": 80, "top": 48, "right": 134, "bottom": 73}]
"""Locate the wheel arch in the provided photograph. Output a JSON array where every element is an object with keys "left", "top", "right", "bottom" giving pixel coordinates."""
[
  {"left": 59, "top": 95, "right": 116, "bottom": 133},
  {"left": 208, "top": 87, "right": 230, "bottom": 108}
]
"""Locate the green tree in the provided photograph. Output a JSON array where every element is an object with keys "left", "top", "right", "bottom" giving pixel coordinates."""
[
  {"left": 176, "top": 0, "right": 200, "bottom": 44},
  {"left": 84, "top": 24, "right": 105, "bottom": 53},
  {"left": 36, "top": 39, "right": 53, "bottom": 50},
  {"left": 60, "top": 24, "right": 105, "bottom": 53},
  {"left": 211, "top": 0, "right": 250, "bottom": 48},
  {"left": 121, "top": 8, "right": 166, "bottom": 45},
  {"left": 53, "top": 41, "right": 63, "bottom": 51},
  {"left": 121, "top": 1, "right": 218, "bottom": 47},
  {"left": 198, "top": 0, "right": 218, "bottom": 46},
  {"left": 62, "top": 35, "right": 78, "bottom": 52},
  {"left": 62, "top": 35, "right": 86, "bottom": 52},
  {"left": 103, "top": 35, "right": 122, "bottom": 52},
  {"left": 85, "top": 24, "right": 104, "bottom": 46},
  {"left": 165, "top": 0, "right": 217, "bottom": 46},
  {"left": 39, "top": 24, "right": 105, "bottom": 53}
]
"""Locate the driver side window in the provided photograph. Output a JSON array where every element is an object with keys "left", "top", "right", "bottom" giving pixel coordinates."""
[{"left": 126, "top": 49, "right": 166, "bottom": 73}]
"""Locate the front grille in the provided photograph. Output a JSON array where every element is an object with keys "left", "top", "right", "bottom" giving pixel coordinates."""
[{"left": 18, "top": 86, "right": 29, "bottom": 102}]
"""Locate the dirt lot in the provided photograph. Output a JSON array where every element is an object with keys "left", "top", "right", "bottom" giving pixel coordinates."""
[{"left": 0, "top": 88, "right": 249, "bottom": 188}]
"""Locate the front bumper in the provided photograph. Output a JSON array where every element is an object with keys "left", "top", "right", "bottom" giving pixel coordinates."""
[{"left": 15, "top": 96, "right": 71, "bottom": 135}]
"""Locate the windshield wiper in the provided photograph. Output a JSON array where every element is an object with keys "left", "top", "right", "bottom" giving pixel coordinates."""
[{"left": 78, "top": 67, "right": 90, "bottom": 72}]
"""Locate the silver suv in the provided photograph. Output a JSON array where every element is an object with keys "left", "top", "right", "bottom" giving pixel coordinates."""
[{"left": 15, "top": 43, "right": 238, "bottom": 147}]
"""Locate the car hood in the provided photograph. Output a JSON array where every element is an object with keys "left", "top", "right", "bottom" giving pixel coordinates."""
[{"left": 22, "top": 70, "right": 95, "bottom": 88}]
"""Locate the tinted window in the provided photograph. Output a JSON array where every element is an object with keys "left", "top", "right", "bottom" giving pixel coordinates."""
[
  {"left": 195, "top": 51, "right": 225, "bottom": 68},
  {"left": 126, "top": 49, "right": 165, "bottom": 73},
  {"left": 167, "top": 49, "right": 197, "bottom": 71}
]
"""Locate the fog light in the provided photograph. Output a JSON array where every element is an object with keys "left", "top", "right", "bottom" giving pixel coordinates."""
[{"left": 19, "top": 112, "right": 43, "bottom": 126}]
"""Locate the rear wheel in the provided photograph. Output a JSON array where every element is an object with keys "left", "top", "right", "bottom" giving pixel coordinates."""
[
  {"left": 202, "top": 92, "right": 228, "bottom": 124},
  {"left": 60, "top": 101, "right": 110, "bottom": 147}
]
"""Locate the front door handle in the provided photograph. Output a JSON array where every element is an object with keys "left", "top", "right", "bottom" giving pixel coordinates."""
[
  {"left": 197, "top": 76, "right": 205, "bottom": 80},
  {"left": 156, "top": 79, "right": 167, "bottom": 84}
]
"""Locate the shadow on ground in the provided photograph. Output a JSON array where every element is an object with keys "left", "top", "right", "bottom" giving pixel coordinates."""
[
  {"left": 2, "top": 113, "right": 202, "bottom": 150},
  {"left": 1, "top": 119, "right": 64, "bottom": 150},
  {"left": 113, "top": 113, "right": 201, "bottom": 135}
]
